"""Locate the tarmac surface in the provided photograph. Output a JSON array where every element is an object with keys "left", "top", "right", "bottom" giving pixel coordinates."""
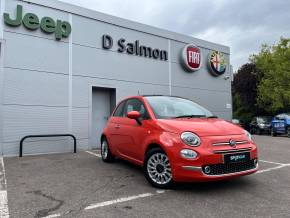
[{"left": 2, "top": 135, "right": 290, "bottom": 218}]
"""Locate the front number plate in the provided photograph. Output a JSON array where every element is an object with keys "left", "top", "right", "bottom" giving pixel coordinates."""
[{"left": 224, "top": 152, "right": 250, "bottom": 164}]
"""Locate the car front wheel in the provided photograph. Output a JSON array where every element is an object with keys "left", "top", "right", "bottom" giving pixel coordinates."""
[
  {"left": 287, "top": 127, "right": 290, "bottom": 138},
  {"left": 144, "top": 148, "right": 173, "bottom": 188}
]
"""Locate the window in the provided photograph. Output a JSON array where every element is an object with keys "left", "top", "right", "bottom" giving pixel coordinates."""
[
  {"left": 113, "top": 101, "right": 125, "bottom": 117},
  {"left": 124, "top": 99, "right": 149, "bottom": 120}
]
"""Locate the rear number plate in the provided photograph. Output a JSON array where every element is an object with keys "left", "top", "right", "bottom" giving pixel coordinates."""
[{"left": 224, "top": 152, "right": 250, "bottom": 164}]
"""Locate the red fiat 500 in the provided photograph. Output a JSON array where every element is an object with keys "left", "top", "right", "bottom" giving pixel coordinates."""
[{"left": 101, "top": 95, "right": 258, "bottom": 188}]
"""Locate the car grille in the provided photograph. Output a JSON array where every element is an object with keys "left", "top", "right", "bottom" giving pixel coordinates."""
[{"left": 202, "top": 159, "right": 257, "bottom": 176}]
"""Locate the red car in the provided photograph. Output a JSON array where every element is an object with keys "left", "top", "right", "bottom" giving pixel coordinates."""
[{"left": 101, "top": 96, "right": 258, "bottom": 188}]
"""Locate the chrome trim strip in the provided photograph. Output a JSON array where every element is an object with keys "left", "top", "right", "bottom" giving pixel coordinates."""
[
  {"left": 212, "top": 140, "right": 248, "bottom": 146},
  {"left": 182, "top": 166, "right": 202, "bottom": 171},
  {"left": 213, "top": 148, "right": 252, "bottom": 154}
]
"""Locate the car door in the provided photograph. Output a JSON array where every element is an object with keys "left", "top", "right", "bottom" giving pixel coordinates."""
[
  {"left": 116, "top": 98, "right": 151, "bottom": 163},
  {"left": 107, "top": 100, "right": 127, "bottom": 155}
]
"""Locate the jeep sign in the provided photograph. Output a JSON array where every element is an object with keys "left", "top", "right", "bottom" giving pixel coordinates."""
[{"left": 3, "top": 5, "right": 72, "bottom": 40}]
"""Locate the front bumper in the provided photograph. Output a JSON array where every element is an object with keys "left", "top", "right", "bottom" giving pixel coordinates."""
[{"left": 166, "top": 138, "right": 258, "bottom": 182}]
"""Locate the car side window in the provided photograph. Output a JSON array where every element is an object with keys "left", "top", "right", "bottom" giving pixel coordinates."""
[
  {"left": 123, "top": 99, "right": 150, "bottom": 120},
  {"left": 113, "top": 101, "right": 125, "bottom": 117}
]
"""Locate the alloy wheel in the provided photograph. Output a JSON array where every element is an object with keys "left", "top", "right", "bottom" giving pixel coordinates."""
[{"left": 147, "top": 153, "right": 172, "bottom": 185}]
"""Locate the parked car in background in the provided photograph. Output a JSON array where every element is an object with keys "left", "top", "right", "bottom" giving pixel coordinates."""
[
  {"left": 249, "top": 116, "right": 272, "bottom": 135},
  {"left": 271, "top": 113, "right": 290, "bottom": 137},
  {"left": 101, "top": 95, "right": 258, "bottom": 188}
]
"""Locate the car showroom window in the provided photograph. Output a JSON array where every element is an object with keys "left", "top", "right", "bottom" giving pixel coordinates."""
[
  {"left": 113, "top": 101, "right": 125, "bottom": 117},
  {"left": 124, "top": 99, "right": 149, "bottom": 119}
]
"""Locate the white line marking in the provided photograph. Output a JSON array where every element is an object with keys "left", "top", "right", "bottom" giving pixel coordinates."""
[
  {"left": 85, "top": 190, "right": 165, "bottom": 210},
  {"left": 43, "top": 214, "right": 61, "bottom": 218},
  {"left": 85, "top": 150, "right": 101, "bottom": 158},
  {"left": 0, "top": 157, "right": 9, "bottom": 218},
  {"left": 259, "top": 159, "right": 285, "bottom": 165},
  {"left": 257, "top": 164, "right": 290, "bottom": 174}
]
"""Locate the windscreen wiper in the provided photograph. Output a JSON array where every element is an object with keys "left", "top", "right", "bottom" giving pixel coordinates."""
[
  {"left": 207, "top": 115, "right": 218, "bottom": 118},
  {"left": 174, "top": 115, "right": 206, "bottom": 118}
]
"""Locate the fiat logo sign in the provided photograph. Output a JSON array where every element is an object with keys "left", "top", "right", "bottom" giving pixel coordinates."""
[{"left": 181, "top": 44, "right": 202, "bottom": 72}]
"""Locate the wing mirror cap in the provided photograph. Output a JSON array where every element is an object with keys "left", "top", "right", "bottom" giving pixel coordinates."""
[{"left": 127, "top": 111, "right": 141, "bottom": 119}]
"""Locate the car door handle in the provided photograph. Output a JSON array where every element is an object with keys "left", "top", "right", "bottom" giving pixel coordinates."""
[{"left": 114, "top": 124, "right": 121, "bottom": 129}]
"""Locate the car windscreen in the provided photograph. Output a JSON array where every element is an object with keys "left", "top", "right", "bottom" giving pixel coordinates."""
[{"left": 145, "top": 96, "right": 213, "bottom": 119}]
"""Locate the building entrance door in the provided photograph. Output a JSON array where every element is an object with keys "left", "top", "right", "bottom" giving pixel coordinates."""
[{"left": 91, "top": 87, "right": 116, "bottom": 149}]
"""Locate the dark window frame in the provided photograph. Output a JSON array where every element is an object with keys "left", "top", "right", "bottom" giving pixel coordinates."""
[
  {"left": 112, "top": 100, "right": 126, "bottom": 117},
  {"left": 123, "top": 98, "right": 151, "bottom": 120}
]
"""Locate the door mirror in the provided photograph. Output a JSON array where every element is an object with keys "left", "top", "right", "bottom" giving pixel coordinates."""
[
  {"left": 127, "top": 111, "right": 142, "bottom": 125},
  {"left": 127, "top": 111, "right": 141, "bottom": 119}
]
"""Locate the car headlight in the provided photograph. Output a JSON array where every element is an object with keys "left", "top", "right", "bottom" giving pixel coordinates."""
[
  {"left": 244, "top": 130, "right": 253, "bottom": 141},
  {"left": 181, "top": 132, "right": 201, "bottom": 146}
]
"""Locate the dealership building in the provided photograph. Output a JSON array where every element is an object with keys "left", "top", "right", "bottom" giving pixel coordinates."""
[{"left": 0, "top": 0, "right": 232, "bottom": 156}]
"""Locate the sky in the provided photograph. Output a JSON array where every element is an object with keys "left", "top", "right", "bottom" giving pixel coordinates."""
[{"left": 60, "top": 0, "right": 290, "bottom": 72}]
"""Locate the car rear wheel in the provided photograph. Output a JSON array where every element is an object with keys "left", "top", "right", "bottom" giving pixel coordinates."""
[
  {"left": 287, "top": 127, "right": 290, "bottom": 138},
  {"left": 144, "top": 148, "right": 173, "bottom": 188},
  {"left": 101, "top": 138, "right": 115, "bottom": 162}
]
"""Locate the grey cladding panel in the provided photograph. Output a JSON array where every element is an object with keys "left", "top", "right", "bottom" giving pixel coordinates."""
[
  {"left": 3, "top": 68, "right": 69, "bottom": 106},
  {"left": 2, "top": 105, "right": 68, "bottom": 143},
  {"left": 72, "top": 75, "right": 170, "bottom": 107},
  {"left": 72, "top": 107, "right": 89, "bottom": 140},
  {"left": 171, "top": 86, "right": 232, "bottom": 117},
  {"left": 72, "top": 44, "right": 169, "bottom": 85},
  {"left": 171, "top": 63, "right": 231, "bottom": 92},
  {"left": 4, "top": 31, "right": 69, "bottom": 73}
]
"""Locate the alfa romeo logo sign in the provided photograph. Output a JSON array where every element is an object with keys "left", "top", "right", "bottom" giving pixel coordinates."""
[
  {"left": 181, "top": 44, "right": 202, "bottom": 72},
  {"left": 208, "top": 50, "right": 226, "bottom": 76}
]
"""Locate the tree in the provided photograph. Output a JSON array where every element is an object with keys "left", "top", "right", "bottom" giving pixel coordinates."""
[
  {"left": 251, "top": 38, "right": 290, "bottom": 114},
  {"left": 232, "top": 63, "right": 264, "bottom": 127}
]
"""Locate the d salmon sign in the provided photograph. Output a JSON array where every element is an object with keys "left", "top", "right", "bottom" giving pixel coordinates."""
[
  {"left": 208, "top": 50, "right": 227, "bottom": 76},
  {"left": 181, "top": 44, "right": 202, "bottom": 72}
]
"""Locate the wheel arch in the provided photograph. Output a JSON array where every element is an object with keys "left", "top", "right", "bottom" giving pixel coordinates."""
[
  {"left": 144, "top": 143, "right": 167, "bottom": 156},
  {"left": 100, "top": 133, "right": 107, "bottom": 143}
]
